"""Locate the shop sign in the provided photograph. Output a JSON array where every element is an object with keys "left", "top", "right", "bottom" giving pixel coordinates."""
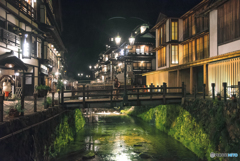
[
  {"left": 41, "top": 64, "right": 48, "bottom": 75},
  {"left": 22, "top": 33, "right": 31, "bottom": 59}
]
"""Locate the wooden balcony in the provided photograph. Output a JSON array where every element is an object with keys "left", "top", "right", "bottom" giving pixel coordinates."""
[
  {"left": 45, "top": 0, "right": 54, "bottom": 14},
  {"left": 7, "top": 0, "right": 37, "bottom": 20},
  {"left": 0, "top": 27, "right": 20, "bottom": 47}
]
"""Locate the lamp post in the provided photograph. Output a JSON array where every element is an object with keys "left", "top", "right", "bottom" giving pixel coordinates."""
[{"left": 115, "top": 33, "right": 135, "bottom": 105}]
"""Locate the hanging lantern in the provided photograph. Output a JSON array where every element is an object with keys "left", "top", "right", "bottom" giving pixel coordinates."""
[
  {"left": 115, "top": 33, "right": 121, "bottom": 46},
  {"left": 129, "top": 34, "right": 135, "bottom": 46}
]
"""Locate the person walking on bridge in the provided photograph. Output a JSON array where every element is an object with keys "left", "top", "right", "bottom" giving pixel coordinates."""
[{"left": 113, "top": 78, "right": 120, "bottom": 100}]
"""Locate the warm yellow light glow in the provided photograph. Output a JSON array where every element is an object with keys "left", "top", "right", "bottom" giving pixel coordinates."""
[
  {"left": 5, "top": 64, "right": 14, "bottom": 68},
  {"left": 115, "top": 35, "right": 121, "bottom": 46},
  {"left": 140, "top": 26, "right": 147, "bottom": 33},
  {"left": 118, "top": 63, "right": 122, "bottom": 66},
  {"left": 129, "top": 34, "right": 135, "bottom": 45}
]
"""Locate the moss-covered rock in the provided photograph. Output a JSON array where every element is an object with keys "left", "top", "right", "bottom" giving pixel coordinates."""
[
  {"left": 48, "top": 109, "right": 85, "bottom": 158},
  {"left": 126, "top": 105, "right": 216, "bottom": 161},
  {"left": 82, "top": 151, "right": 95, "bottom": 159}
]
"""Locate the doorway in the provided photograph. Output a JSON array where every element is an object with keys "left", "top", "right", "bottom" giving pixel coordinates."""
[
  {"left": 24, "top": 73, "right": 34, "bottom": 96},
  {"left": 196, "top": 66, "right": 203, "bottom": 92}
]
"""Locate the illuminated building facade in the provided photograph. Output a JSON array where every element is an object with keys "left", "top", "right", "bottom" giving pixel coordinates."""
[
  {"left": 0, "top": 0, "right": 66, "bottom": 97},
  {"left": 93, "top": 24, "right": 156, "bottom": 85},
  {"left": 144, "top": 0, "right": 240, "bottom": 96}
]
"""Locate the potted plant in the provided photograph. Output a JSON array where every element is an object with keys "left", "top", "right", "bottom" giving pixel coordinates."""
[
  {"left": 43, "top": 97, "right": 52, "bottom": 108},
  {"left": 36, "top": 85, "right": 51, "bottom": 97},
  {"left": 217, "top": 93, "right": 221, "bottom": 100},
  {"left": 7, "top": 100, "right": 23, "bottom": 118},
  {"left": 231, "top": 94, "right": 237, "bottom": 102}
]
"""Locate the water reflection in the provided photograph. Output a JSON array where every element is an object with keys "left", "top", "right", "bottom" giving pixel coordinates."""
[{"left": 56, "top": 114, "right": 204, "bottom": 161}]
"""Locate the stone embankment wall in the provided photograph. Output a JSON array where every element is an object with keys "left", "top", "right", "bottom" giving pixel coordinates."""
[
  {"left": 0, "top": 107, "right": 85, "bottom": 161},
  {"left": 122, "top": 100, "right": 240, "bottom": 161}
]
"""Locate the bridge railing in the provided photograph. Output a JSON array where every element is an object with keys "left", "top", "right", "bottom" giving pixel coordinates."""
[{"left": 60, "top": 82, "right": 186, "bottom": 106}]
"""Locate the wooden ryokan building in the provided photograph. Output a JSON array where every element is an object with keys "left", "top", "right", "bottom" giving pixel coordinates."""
[{"left": 143, "top": 0, "right": 240, "bottom": 95}]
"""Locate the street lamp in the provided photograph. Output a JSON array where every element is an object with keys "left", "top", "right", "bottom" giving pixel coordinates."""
[
  {"left": 115, "top": 33, "right": 121, "bottom": 46},
  {"left": 129, "top": 34, "right": 135, "bottom": 46},
  {"left": 89, "top": 65, "right": 92, "bottom": 69},
  {"left": 114, "top": 33, "right": 135, "bottom": 105}
]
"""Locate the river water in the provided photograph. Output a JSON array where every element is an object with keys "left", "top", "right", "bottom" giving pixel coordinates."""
[{"left": 56, "top": 114, "right": 203, "bottom": 161}]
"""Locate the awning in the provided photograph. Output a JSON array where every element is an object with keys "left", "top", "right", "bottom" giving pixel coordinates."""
[{"left": 0, "top": 51, "right": 28, "bottom": 71}]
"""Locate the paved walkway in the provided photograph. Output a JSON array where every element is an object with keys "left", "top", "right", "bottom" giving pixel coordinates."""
[{"left": 2, "top": 92, "right": 61, "bottom": 122}]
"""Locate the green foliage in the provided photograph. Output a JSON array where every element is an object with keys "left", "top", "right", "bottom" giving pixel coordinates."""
[
  {"left": 48, "top": 109, "right": 85, "bottom": 158},
  {"left": 46, "top": 97, "right": 52, "bottom": 105},
  {"left": 127, "top": 101, "right": 240, "bottom": 161},
  {"left": 36, "top": 84, "right": 51, "bottom": 91},
  {"left": 74, "top": 109, "right": 85, "bottom": 132},
  {"left": 5, "top": 100, "right": 24, "bottom": 114},
  {"left": 56, "top": 80, "right": 64, "bottom": 90},
  {"left": 14, "top": 99, "right": 23, "bottom": 112}
]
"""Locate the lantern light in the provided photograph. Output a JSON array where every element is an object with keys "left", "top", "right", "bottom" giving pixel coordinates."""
[
  {"left": 129, "top": 34, "right": 135, "bottom": 46},
  {"left": 115, "top": 33, "right": 121, "bottom": 46}
]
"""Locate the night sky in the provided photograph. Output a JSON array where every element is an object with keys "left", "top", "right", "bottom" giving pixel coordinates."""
[{"left": 61, "top": 0, "right": 202, "bottom": 80}]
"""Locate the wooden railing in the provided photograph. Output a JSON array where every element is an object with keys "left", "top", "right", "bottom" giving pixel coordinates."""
[
  {"left": 61, "top": 82, "right": 186, "bottom": 106},
  {"left": 7, "top": 0, "right": 37, "bottom": 20},
  {"left": 0, "top": 27, "right": 20, "bottom": 46}
]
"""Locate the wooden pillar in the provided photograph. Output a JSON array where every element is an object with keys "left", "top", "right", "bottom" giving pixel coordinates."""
[
  {"left": 34, "top": 93, "right": 37, "bottom": 112},
  {"left": 238, "top": 82, "right": 240, "bottom": 102},
  {"left": 211, "top": 83, "right": 215, "bottom": 100},
  {"left": 137, "top": 88, "right": 140, "bottom": 106},
  {"left": 163, "top": 82, "right": 166, "bottom": 104},
  {"left": 58, "top": 91, "right": 60, "bottom": 107},
  {"left": 203, "top": 64, "right": 208, "bottom": 95},
  {"left": 182, "top": 82, "right": 185, "bottom": 98},
  {"left": 203, "top": 84, "right": 206, "bottom": 99},
  {"left": 223, "top": 82, "right": 227, "bottom": 102},
  {"left": 61, "top": 86, "right": 64, "bottom": 105},
  {"left": 194, "top": 85, "right": 197, "bottom": 99},
  {"left": 21, "top": 72, "right": 25, "bottom": 116},
  {"left": 150, "top": 83, "right": 153, "bottom": 100},
  {"left": 52, "top": 92, "right": 55, "bottom": 107},
  {"left": 0, "top": 94, "right": 3, "bottom": 122},
  {"left": 177, "top": 69, "right": 180, "bottom": 92},
  {"left": 190, "top": 67, "right": 193, "bottom": 94}
]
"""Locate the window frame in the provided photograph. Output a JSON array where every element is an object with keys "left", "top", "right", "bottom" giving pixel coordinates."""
[
  {"left": 171, "top": 45, "right": 179, "bottom": 64},
  {"left": 171, "top": 19, "right": 178, "bottom": 41}
]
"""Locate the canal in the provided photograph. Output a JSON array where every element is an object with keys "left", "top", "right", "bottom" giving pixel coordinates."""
[{"left": 55, "top": 113, "right": 203, "bottom": 161}]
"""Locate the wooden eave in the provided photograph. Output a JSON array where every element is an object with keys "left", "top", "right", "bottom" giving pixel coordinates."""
[
  {"left": 150, "top": 17, "right": 181, "bottom": 32},
  {"left": 152, "top": 40, "right": 182, "bottom": 52},
  {"left": 150, "top": 18, "right": 167, "bottom": 32},
  {"left": 143, "top": 50, "right": 240, "bottom": 76},
  {"left": 180, "top": 31, "right": 209, "bottom": 44},
  {"left": 196, "top": 0, "right": 229, "bottom": 17},
  {"left": 180, "top": 0, "right": 209, "bottom": 19}
]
